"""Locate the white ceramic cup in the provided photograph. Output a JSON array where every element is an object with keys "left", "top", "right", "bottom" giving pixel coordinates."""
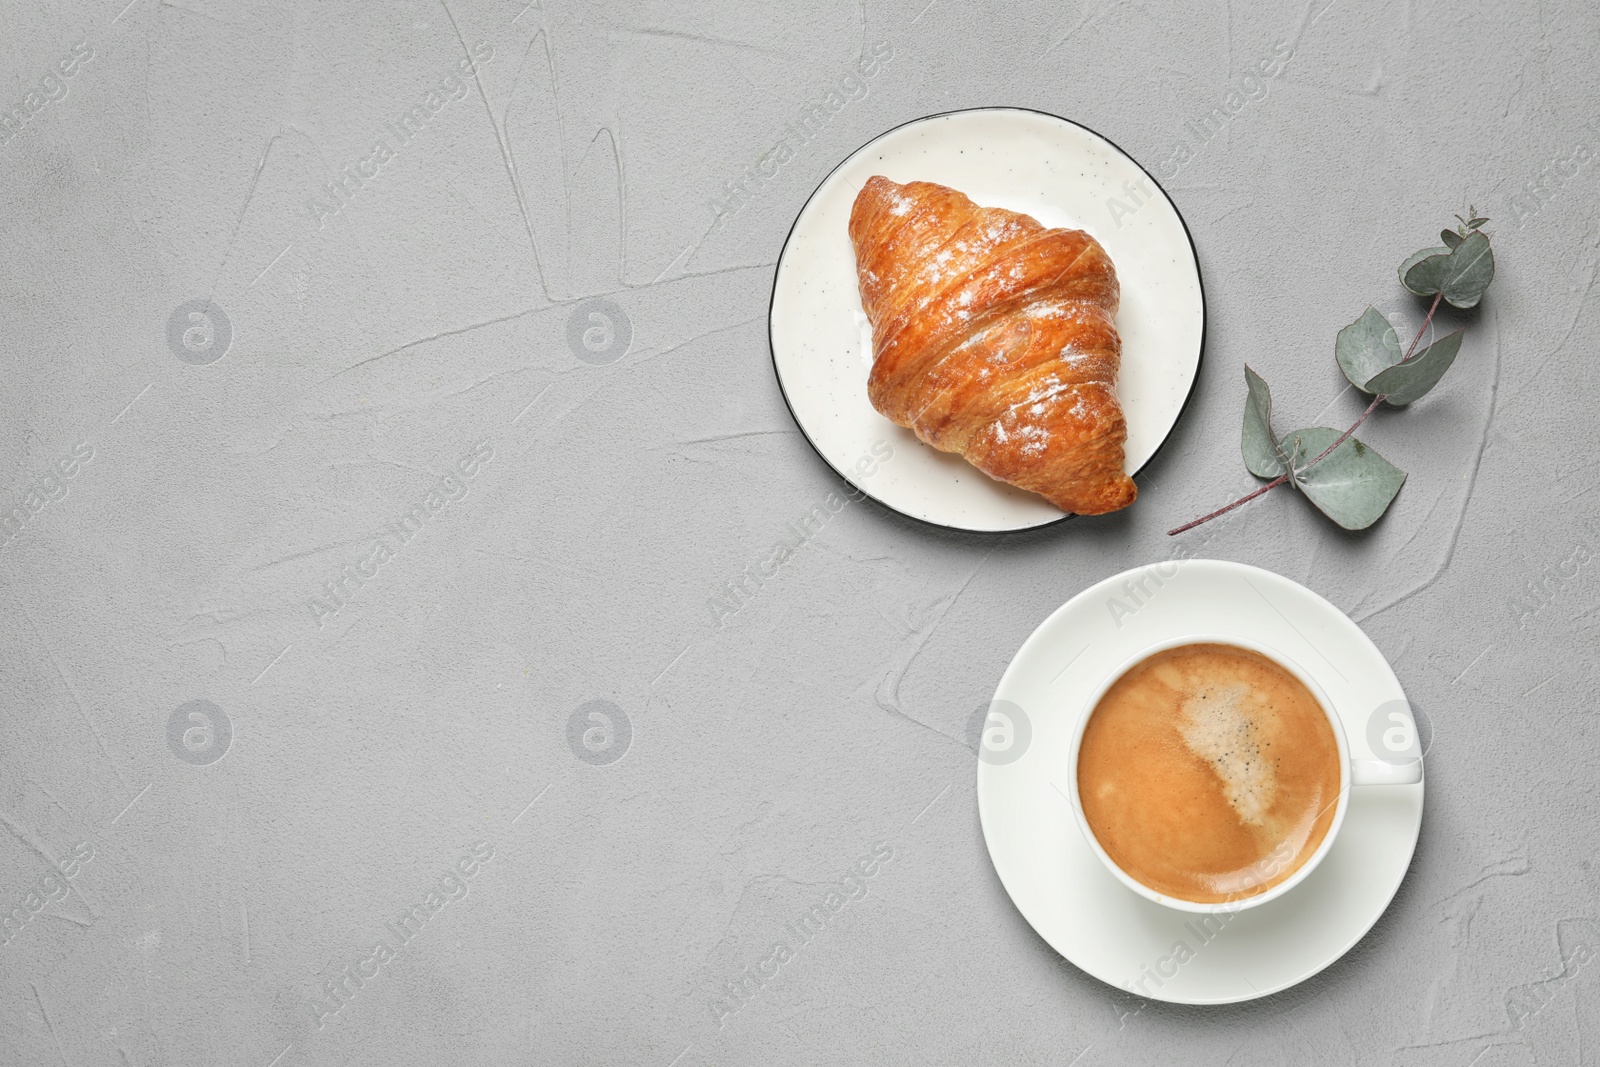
[{"left": 1065, "top": 634, "right": 1423, "bottom": 914}]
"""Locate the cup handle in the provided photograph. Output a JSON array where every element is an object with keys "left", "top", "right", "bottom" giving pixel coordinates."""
[{"left": 1351, "top": 758, "right": 1422, "bottom": 786}]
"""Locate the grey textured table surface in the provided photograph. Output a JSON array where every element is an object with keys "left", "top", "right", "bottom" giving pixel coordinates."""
[{"left": 2, "top": 0, "right": 1596, "bottom": 1064}]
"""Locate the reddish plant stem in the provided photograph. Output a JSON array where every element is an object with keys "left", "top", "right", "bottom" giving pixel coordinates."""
[
  {"left": 1167, "top": 291, "right": 1445, "bottom": 537},
  {"left": 1166, "top": 473, "right": 1291, "bottom": 535},
  {"left": 1400, "top": 292, "right": 1444, "bottom": 361}
]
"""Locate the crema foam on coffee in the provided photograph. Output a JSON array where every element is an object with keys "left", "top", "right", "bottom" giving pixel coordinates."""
[{"left": 1077, "top": 643, "right": 1342, "bottom": 903}]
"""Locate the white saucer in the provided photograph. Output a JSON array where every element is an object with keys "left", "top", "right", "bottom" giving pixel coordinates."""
[
  {"left": 768, "top": 107, "right": 1205, "bottom": 532},
  {"left": 977, "top": 559, "right": 1425, "bottom": 1004}
]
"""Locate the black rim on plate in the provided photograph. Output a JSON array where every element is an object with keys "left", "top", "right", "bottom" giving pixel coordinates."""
[{"left": 766, "top": 105, "right": 1209, "bottom": 535}]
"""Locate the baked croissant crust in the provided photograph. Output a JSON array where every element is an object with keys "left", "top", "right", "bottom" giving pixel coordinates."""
[{"left": 848, "top": 176, "right": 1137, "bottom": 515}]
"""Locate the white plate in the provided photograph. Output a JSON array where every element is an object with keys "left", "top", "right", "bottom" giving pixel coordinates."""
[
  {"left": 769, "top": 108, "right": 1205, "bottom": 532},
  {"left": 977, "top": 559, "right": 1424, "bottom": 1004}
]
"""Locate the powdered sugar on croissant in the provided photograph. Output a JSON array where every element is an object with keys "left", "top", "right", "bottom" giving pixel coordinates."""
[{"left": 848, "top": 176, "right": 1137, "bottom": 515}]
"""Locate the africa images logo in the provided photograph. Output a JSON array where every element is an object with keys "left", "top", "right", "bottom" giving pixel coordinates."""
[
  {"left": 567, "top": 700, "right": 631, "bottom": 766},
  {"left": 307, "top": 441, "right": 494, "bottom": 628},
  {"left": 709, "top": 41, "right": 893, "bottom": 228},
  {"left": 167, "top": 300, "right": 233, "bottom": 364},
  {"left": 307, "top": 842, "right": 495, "bottom": 1029},
  {"left": 166, "top": 700, "right": 232, "bottom": 765},
  {"left": 0, "top": 40, "right": 94, "bottom": 146},
  {"left": 1106, "top": 40, "right": 1296, "bottom": 228},
  {"left": 566, "top": 298, "right": 632, "bottom": 366},
  {"left": 710, "top": 842, "right": 894, "bottom": 1030},
  {"left": 0, "top": 842, "right": 95, "bottom": 950},
  {"left": 0, "top": 441, "right": 94, "bottom": 554},
  {"left": 707, "top": 440, "right": 893, "bottom": 629},
  {"left": 303, "top": 42, "right": 495, "bottom": 229}
]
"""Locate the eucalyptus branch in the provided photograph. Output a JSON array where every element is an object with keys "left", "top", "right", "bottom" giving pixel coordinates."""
[
  {"left": 1168, "top": 212, "right": 1493, "bottom": 536},
  {"left": 1168, "top": 291, "right": 1444, "bottom": 535}
]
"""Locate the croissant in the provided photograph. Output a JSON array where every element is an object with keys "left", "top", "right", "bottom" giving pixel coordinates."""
[{"left": 848, "top": 176, "right": 1137, "bottom": 515}]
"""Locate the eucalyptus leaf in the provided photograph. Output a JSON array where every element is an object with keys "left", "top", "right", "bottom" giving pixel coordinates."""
[
  {"left": 1441, "top": 229, "right": 1463, "bottom": 249},
  {"left": 1399, "top": 245, "right": 1450, "bottom": 293},
  {"left": 1241, "top": 366, "right": 1289, "bottom": 478},
  {"left": 1468, "top": 216, "right": 1489, "bottom": 228},
  {"left": 1366, "top": 329, "right": 1465, "bottom": 405},
  {"left": 1335, "top": 306, "right": 1402, "bottom": 391},
  {"left": 1401, "top": 231, "right": 1495, "bottom": 308},
  {"left": 1280, "top": 427, "right": 1407, "bottom": 530}
]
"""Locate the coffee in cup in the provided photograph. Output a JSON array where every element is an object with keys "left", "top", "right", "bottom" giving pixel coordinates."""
[{"left": 1075, "top": 642, "right": 1343, "bottom": 905}]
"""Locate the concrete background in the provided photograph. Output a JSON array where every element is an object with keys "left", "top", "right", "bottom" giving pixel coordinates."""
[{"left": 1, "top": 0, "right": 1596, "bottom": 1063}]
